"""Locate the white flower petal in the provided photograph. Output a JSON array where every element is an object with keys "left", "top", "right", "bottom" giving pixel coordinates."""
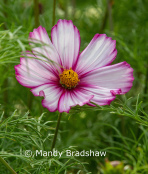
[
  {"left": 80, "top": 62, "right": 134, "bottom": 94},
  {"left": 51, "top": 19, "right": 80, "bottom": 69},
  {"left": 14, "top": 53, "right": 58, "bottom": 88},
  {"left": 29, "top": 26, "right": 61, "bottom": 73},
  {"left": 58, "top": 88, "right": 93, "bottom": 113},
  {"left": 80, "top": 85, "right": 121, "bottom": 106},
  {"left": 31, "top": 84, "right": 63, "bottom": 112},
  {"left": 75, "top": 34, "right": 117, "bottom": 76}
]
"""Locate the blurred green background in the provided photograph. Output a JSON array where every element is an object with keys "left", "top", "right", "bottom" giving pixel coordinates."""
[{"left": 0, "top": 0, "right": 148, "bottom": 173}]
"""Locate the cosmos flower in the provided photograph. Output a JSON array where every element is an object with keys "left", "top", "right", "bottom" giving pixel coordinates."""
[{"left": 14, "top": 19, "right": 134, "bottom": 113}]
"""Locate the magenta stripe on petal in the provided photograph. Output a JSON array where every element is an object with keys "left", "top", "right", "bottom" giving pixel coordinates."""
[
  {"left": 14, "top": 53, "right": 59, "bottom": 88},
  {"left": 31, "top": 83, "right": 63, "bottom": 112},
  {"left": 58, "top": 88, "right": 94, "bottom": 113},
  {"left": 80, "top": 61, "right": 134, "bottom": 94},
  {"left": 78, "top": 85, "right": 118, "bottom": 106},
  {"left": 75, "top": 34, "right": 117, "bottom": 76},
  {"left": 29, "top": 25, "right": 62, "bottom": 75},
  {"left": 51, "top": 19, "right": 80, "bottom": 70}
]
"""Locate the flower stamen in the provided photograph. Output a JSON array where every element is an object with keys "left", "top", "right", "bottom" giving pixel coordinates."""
[{"left": 60, "top": 68, "right": 80, "bottom": 89}]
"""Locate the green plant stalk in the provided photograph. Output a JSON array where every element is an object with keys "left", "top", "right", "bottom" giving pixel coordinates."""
[
  {"left": 3, "top": 76, "right": 9, "bottom": 117},
  {"left": 144, "top": 60, "right": 148, "bottom": 102},
  {"left": 51, "top": 112, "right": 62, "bottom": 151},
  {"left": 100, "top": 4, "right": 108, "bottom": 33},
  {"left": 27, "top": 89, "right": 34, "bottom": 112},
  {"left": 71, "top": 0, "right": 76, "bottom": 20},
  {"left": 107, "top": 0, "right": 113, "bottom": 31},
  {"left": 3, "top": 0, "right": 8, "bottom": 29},
  {"left": 0, "top": 156, "right": 17, "bottom": 174},
  {"left": 52, "top": 0, "right": 56, "bottom": 26},
  {"left": 3, "top": 0, "right": 9, "bottom": 116},
  {"left": 65, "top": 0, "right": 68, "bottom": 19},
  {"left": 34, "top": 0, "right": 39, "bottom": 27}
]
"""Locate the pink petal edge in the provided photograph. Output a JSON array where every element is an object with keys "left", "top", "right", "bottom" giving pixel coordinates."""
[
  {"left": 79, "top": 61, "right": 134, "bottom": 95},
  {"left": 58, "top": 88, "right": 94, "bottom": 113},
  {"left": 75, "top": 33, "right": 117, "bottom": 75},
  {"left": 51, "top": 19, "right": 81, "bottom": 70}
]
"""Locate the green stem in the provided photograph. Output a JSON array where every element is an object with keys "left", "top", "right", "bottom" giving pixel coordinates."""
[
  {"left": 3, "top": 74, "right": 9, "bottom": 117},
  {"left": 0, "top": 156, "right": 17, "bottom": 174},
  {"left": 3, "top": 0, "right": 8, "bottom": 116},
  {"left": 34, "top": 0, "right": 39, "bottom": 27},
  {"left": 52, "top": 0, "right": 56, "bottom": 26},
  {"left": 27, "top": 89, "right": 33, "bottom": 112},
  {"left": 65, "top": 0, "right": 68, "bottom": 19},
  {"left": 144, "top": 60, "right": 148, "bottom": 102},
  {"left": 51, "top": 112, "right": 62, "bottom": 151},
  {"left": 3, "top": 0, "right": 8, "bottom": 29},
  {"left": 107, "top": 0, "right": 113, "bottom": 31},
  {"left": 100, "top": 3, "right": 108, "bottom": 33},
  {"left": 71, "top": 0, "right": 76, "bottom": 21}
]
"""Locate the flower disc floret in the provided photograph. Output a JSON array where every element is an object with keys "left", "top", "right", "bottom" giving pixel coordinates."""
[{"left": 60, "top": 68, "right": 80, "bottom": 89}]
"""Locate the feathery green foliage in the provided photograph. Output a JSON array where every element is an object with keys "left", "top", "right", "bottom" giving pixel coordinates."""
[{"left": 0, "top": 0, "right": 148, "bottom": 173}]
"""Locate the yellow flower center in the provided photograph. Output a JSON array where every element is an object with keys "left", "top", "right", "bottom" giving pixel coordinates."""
[{"left": 60, "top": 68, "right": 80, "bottom": 89}]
